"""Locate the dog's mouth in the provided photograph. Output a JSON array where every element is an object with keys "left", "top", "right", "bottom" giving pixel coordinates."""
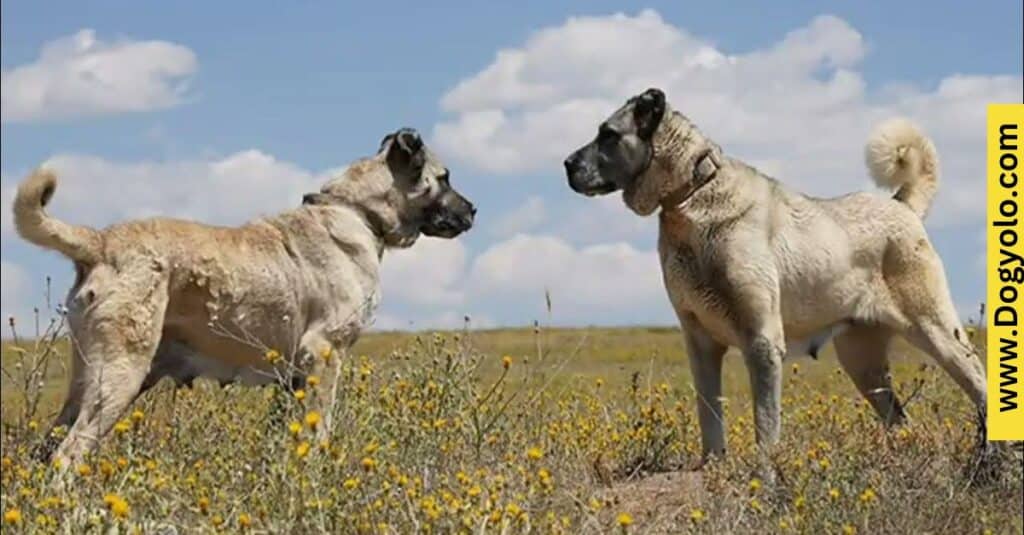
[
  {"left": 422, "top": 210, "right": 474, "bottom": 238},
  {"left": 569, "top": 174, "right": 620, "bottom": 197},
  {"left": 579, "top": 181, "right": 620, "bottom": 197}
]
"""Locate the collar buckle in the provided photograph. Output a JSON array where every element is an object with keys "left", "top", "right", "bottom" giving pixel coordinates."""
[{"left": 660, "top": 150, "right": 721, "bottom": 210}]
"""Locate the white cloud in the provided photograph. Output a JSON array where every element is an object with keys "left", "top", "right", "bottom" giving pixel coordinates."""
[
  {"left": 467, "top": 234, "right": 669, "bottom": 324},
  {"left": 489, "top": 195, "right": 547, "bottom": 237},
  {"left": 433, "top": 11, "right": 1023, "bottom": 227},
  {"left": 374, "top": 231, "right": 673, "bottom": 326},
  {"left": 381, "top": 237, "right": 467, "bottom": 307},
  {"left": 2, "top": 29, "right": 198, "bottom": 123},
  {"left": 557, "top": 195, "right": 656, "bottom": 246}
]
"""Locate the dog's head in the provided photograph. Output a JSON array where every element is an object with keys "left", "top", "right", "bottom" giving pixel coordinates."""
[
  {"left": 307, "top": 128, "right": 475, "bottom": 247},
  {"left": 564, "top": 88, "right": 665, "bottom": 207},
  {"left": 564, "top": 88, "right": 714, "bottom": 216}
]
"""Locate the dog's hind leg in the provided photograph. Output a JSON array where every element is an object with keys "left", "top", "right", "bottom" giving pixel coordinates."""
[
  {"left": 833, "top": 325, "right": 906, "bottom": 426},
  {"left": 904, "top": 308, "right": 1002, "bottom": 482},
  {"left": 886, "top": 242, "right": 987, "bottom": 413},
  {"left": 35, "top": 344, "right": 89, "bottom": 463},
  {"left": 904, "top": 316, "right": 986, "bottom": 413},
  {"left": 51, "top": 261, "right": 170, "bottom": 469},
  {"left": 679, "top": 313, "right": 728, "bottom": 462}
]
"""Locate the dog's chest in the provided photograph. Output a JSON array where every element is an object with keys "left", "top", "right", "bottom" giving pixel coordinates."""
[{"left": 659, "top": 241, "right": 741, "bottom": 345}]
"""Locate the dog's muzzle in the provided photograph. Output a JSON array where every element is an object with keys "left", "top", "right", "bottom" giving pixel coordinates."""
[
  {"left": 422, "top": 191, "right": 475, "bottom": 238},
  {"left": 565, "top": 146, "right": 618, "bottom": 196}
]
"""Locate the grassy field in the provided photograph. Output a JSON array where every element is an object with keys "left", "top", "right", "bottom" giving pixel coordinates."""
[{"left": 1, "top": 324, "right": 1021, "bottom": 533}]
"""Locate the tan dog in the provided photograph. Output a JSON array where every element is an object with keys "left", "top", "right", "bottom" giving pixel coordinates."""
[
  {"left": 14, "top": 128, "right": 475, "bottom": 468},
  {"left": 565, "top": 88, "right": 987, "bottom": 461}
]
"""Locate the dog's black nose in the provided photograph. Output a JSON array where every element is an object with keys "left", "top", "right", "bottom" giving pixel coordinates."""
[
  {"left": 563, "top": 156, "right": 575, "bottom": 173},
  {"left": 470, "top": 204, "right": 477, "bottom": 216}
]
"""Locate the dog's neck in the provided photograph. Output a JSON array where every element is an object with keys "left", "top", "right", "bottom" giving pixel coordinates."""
[
  {"left": 625, "top": 108, "right": 724, "bottom": 216},
  {"left": 659, "top": 150, "right": 721, "bottom": 210},
  {"left": 310, "top": 160, "right": 423, "bottom": 252}
]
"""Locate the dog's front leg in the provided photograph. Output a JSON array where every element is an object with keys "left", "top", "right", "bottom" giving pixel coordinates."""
[
  {"left": 679, "top": 314, "right": 728, "bottom": 463},
  {"left": 742, "top": 325, "right": 784, "bottom": 450},
  {"left": 297, "top": 331, "right": 344, "bottom": 445}
]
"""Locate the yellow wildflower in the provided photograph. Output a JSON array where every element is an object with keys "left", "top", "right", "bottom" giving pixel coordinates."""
[
  {"left": 617, "top": 512, "right": 634, "bottom": 527},
  {"left": 502, "top": 355, "right": 512, "bottom": 369},
  {"left": 131, "top": 409, "right": 144, "bottom": 422},
  {"left": 103, "top": 494, "right": 129, "bottom": 518},
  {"left": 265, "top": 349, "right": 281, "bottom": 363},
  {"left": 305, "top": 411, "right": 321, "bottom": 429},
  {"left": 238, "top": 513, "right": 252, "bottom": 528},
  {"left": 689, "top": 508, "right": 705, "bottom": 522},
  {"left": 99, "top": 460, "right": 114, "bottom": 477},
  {"left": 526, "top": 446, "right": 543, "bottom": 460},
  {"left": 294, "top": 389, "right": 306, "bottom": 401},
  {"left": 288, "top": 421, "right": 302, "bottom": 436},
  {"left": 295, "top": 441, "right": 311, "bottom": 458},
  {"left": 4, "top": 509, "right": 21, "bottom": 525}
]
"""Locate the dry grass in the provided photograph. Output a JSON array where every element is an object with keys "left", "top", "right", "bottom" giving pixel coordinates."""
[{"left": 1, "top": 320, "right": 1021, "bottom": 533}]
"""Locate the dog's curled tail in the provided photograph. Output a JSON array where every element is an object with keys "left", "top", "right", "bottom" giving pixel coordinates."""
[
  {"left": 13, "top": 168, "right": 102, "bottom": 264},
  {"left": 865, "top": 118, "right": 939, "bottom": 219}
]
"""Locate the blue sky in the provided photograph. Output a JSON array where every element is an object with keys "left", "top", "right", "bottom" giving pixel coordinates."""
[{"left": 2, "top": 1, "right": 1022, "bottom": 330}]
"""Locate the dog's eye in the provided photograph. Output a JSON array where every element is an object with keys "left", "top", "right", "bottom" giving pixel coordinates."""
[
  {"left": 437, "top": 169, "right": 450, "bottom": 185},
  {"left": 598, "top": 127, "right": 620, "bottom": 144}
]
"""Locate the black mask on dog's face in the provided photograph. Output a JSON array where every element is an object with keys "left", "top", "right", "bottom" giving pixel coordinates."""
[
  {"left": 419, "top": 169, "right": 476, "bottom": 238},
  {"left": 564, "top": 88, "right": 665, "bottom": 196}
]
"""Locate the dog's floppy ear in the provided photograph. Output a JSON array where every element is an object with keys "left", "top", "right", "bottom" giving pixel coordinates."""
[
  {"left": 383, "top": 127, "right": 426, "bottom": 174},
  {"left": 633, "top": 88, "right": 666, "bottom": 139}
]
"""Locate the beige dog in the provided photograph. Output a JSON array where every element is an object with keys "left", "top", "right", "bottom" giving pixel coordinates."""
[
  {"left": 14, "top": 128, "right": 475, "bottom": 468},
  {"left": 565, "top": 88, "right": 987, "bottom": 461}
]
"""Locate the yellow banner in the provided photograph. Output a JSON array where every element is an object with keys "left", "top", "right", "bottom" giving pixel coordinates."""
[{"left": 987, "top": 103, "right": 1024, "bottom": 440}]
